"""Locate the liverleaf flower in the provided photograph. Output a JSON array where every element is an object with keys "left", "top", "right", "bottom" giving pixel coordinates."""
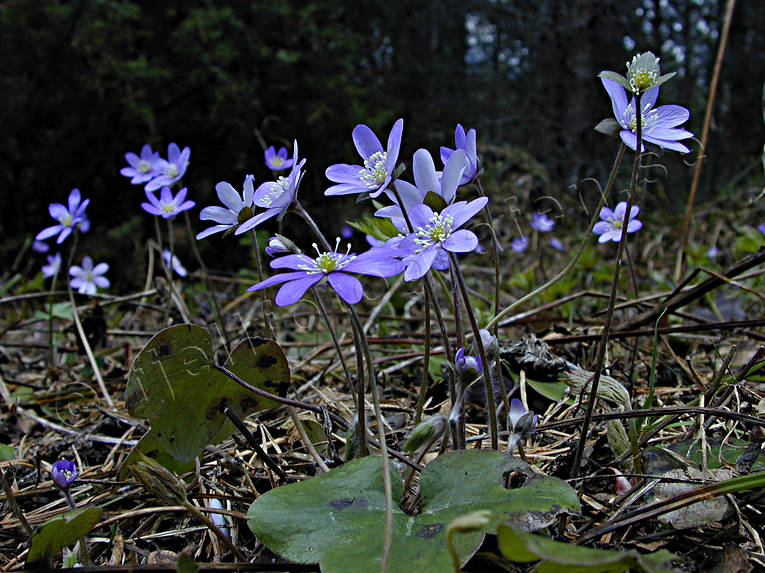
[
  {"left": 145, "top": 143, "right": 190, "bottom": 192},
  {"left": 530, "top": 212, "right": 555, "bottom": 232},
  {"left": 162, "top": 249, "right": 187, "bottom": 277},
  {"left": 42, "top": 253, "right": 62, "bottom": 278},
  {"left": 141, "top": 187, "right": 195, "bottom": 219},
  {"left": 593, "top": 201, "right": 642, "bottom": 243},
  {"left": 511, "top": 235, "right": 529, "bottom": 253},
  {"left": 69, "top": 256, "right": 109, "bottom": 295},
  {"left": 36, "top": 188, "right": 90, "bottom": 245},
  {"left": 601, "top": 78, "right": 693, "bottom": 153},
  {"left": 239, "top": 140, "right": 306, "bottom": 234},
  {"left": 325, "top": 118, "right": 403, "bottom": 198},
  {"left": 440, "top": 124, "right": 478, "bottom": 185},
  {"left": 264, "top": 145, "right": 295, "bottom": 171},
  {"left": 51, "top": 459, "right": 78, "bottom": 490},
  {"left": 455, "top": 347, "right": 482, "bottom": 384},
  {"left": 506, "top": 398, "right": 538, "bottom": 455},
  {"left": 396, "top": 197, "right": 488, "bottom": 281},
  {"left": 248, "top": 240, "right": 406, "bottom": 306},
  {"left": 197, "top": 175, "right": 257, "bottom": 239},
  {"left": 121, "top": 144, "right": 161, "bottom": 185}
]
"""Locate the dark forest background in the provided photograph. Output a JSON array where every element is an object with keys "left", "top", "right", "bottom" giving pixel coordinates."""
[{"left": 1, "top": 0, "right": 763, "bottom": 284}]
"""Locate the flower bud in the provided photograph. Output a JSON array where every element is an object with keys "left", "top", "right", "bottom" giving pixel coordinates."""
[
  {"left": 455, "top": 347, "right": 482, "bottom": 380},
  {"left": 404, "top": 415, "right": 446, "bottom": 453}
]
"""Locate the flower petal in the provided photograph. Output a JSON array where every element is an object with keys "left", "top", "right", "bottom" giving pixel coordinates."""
[
  {"left": 404, "top": 247, "right": 438, "bottom": 281},
  {"left": 440, "top": 149, "right": 467, "bottom": 203},
  {"left": 413, "top": 149, "right": 440, "bottom": 195},
  {"left": 326, "top": 163, "right": 363, "bottom": 184},
  {"left": 216, "top": 181, "right": 244, "bottom": 212},
  {"left": 601, "top": 78, "right": 629, "bottom": 128},
  {"left": 274, "top": 275, "right": 323, "bottom": 306},
  {"left": 653, "top": 104, "right": 690, "bottom": 128},
  {"left": 328, "top": 272, "right": 364, "bottom": 304},
  {"left": 352, "top": 124, "right": 383, "bottom": 160},
  {"left": 270, "top": 253, "right": 316, "bottom": 271},
  {"left": 385, "top": 118, "right": 404, "bottom": 166},
  {"left": 443, "top": 229, "right": 478, "bottom": 253}
]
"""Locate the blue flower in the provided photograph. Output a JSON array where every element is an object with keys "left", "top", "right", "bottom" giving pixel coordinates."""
[
  {"left": 265, "top": 146, "right": 294, "bottom": 171},
  {"left": 197, "top": 175, "right": 256, "bottom": 240},
  {"left": 601, "top": 78, "right": 693, "bottom": 153},
  {"left": 455, "top": 347, "right": 482, "bottom": 376},
  {"left": 511, "top": 236, "right": 529, "bottom": 253},
  {"left": 51, "top": 459, "right": 78, "bottom": 489},
  {"left": 69, "top": 256, "right": 109, "bottom": 295},
  {"left": 248, "top": 242, "right": 405, "bottom": 306},
  {"left": 238, "top": 141, "right": 306, "bottom": 234},
  {"left": 141, "top": 187, "right": 195, "bottom": 219},
  {"left": 325, "top": 119, "right": 403, "bottom": 198},
  {"left": 162, "top": 249, "right": 187, "bottom": 277},
  {"left": 397, "top": 197, "right": 488, "bottom": 281},
  {"left": 42, "top": 253, "right": 62, "bottom": 278},
  {"left": 145, "top": 143, "right": 191, "bottom": 191},
  {"left": 593, "top": 201, "right": 642, "bottom": 243},
  {"left": 530, "top": 212, "right": 555, "bottom": 232},
  {"left": 121, "top": 144, "right": 161, "bottom": 185},
  {"left": 440, "top": 124, "right": 478, "bottom": 184},
  {"left": 36, "top": 189, "right": 90, "bottom": 244}
]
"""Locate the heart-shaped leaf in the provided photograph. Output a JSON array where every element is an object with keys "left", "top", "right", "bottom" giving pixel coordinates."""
[
  {"left": 248, "top": 449, "right": 579, "bottom": 572},
  {"left": 27, "top": 507, "right": 102, "bottom": 567},
  {"left": 126, "top": 325, "right": 289, "bottom": 462}
]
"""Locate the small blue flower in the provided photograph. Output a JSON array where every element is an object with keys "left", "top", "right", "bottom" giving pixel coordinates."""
[
  {"left": 162, "top": 249, "right": 187, "bottom": 277},
  {"left": 121, "top": 144, "right": 161, "bottom": 185},
  {"left": 197, "top": 175, "right": 256, "bottom": 240},
  {"left": 511, "top": 236, "right": 529, "bottom": 253},
  {"left": 239, "top": 141, "right": 306, "bottom": 234},
  {"left": 141, "top": 187, "right": 195, "bottom": 219},
  {"left": 248, "top": 241, "right": 406, "bottom": 306},
  {"left": 325, "top": 119, "right": 403, "bottom": 198},
  {"left": 265, "top": 146, "right": 295, "bottom": 171},
  {"left": 593, "top": 201, "right": 642, "bottom": 243},
  {"left": 440, "top": 124, "right": 478, "bottom": 184},
  {"left": 549, "top": 237, "right": 564, "bottom": 251},
  {"left": 36, "top": 189, "right": 90, "bottom": 245},
  {"left": 455, "top": 347, "right": 482, "bottom": 376},
  {"left": 51, "top": 459, "right": 78, "bottom": 489},
  {"left": 42, "top": 253, "right": 62, "bottom": 278},
  {"left": 530, "top": 212, "right": 555, "bottom": 232},
  {"left": 69, "top": 256, "right": 109, "bottom": 295},
  {"left": 145, "top": 143, "right": 191, "bottom": 191}
]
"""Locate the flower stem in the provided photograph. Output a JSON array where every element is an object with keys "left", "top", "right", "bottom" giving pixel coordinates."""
[
  {"left": 449, "top": 253, "right": 498, "bottom": 449},
  {"left": 571, "top": 95, "right": 643, "bottom": 479}
]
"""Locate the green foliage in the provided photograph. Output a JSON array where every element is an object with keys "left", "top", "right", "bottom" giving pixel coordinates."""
[
  {"left": 125, "top": 325, "right": 289, "bottom": 462},
  {"left": 497, "top": 525, "right": 677, "bottom": 572},
  {"left": 26, "top": 507, "right": 102, "bottom": 567},
  {"left": 247, "top": 449, "right": 579, "bottom": 572}
]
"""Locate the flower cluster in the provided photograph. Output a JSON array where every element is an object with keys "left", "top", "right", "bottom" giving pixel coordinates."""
[{"left": 121, "top": 143, "right": 191, "bottom": 192}]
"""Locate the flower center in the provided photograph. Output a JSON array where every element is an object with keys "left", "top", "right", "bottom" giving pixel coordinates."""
[
  {"left": 270, "top": 156, "right": 284, "bottom": 167},
  {"left": 299, "top": 241, "right": 356, "bottom": 274},
  {"left": 414, "top": 212, "right": 454, "bottom": 252},
  {"left": 625, "top": 103, "right": 659, "bottom": 133},
  {"left": 137, "top": 160, "right": 151, "bottom": 173},
  {"left": 161, "top": 202, "right": 176, "bottom": 214},
  {"left": 82, "top": 270, "right": 94, "bottom": 282},
  {"left": 609, "top": 217, "right": 623, "bottom": 229},
  {"left": 164, "top": 163, "right": 179, "bottom": 178},
  {"left": 59, "top": 213, "right": 74, "bottom": 227},
  {"left": 359, "top": 151, "right": 389, "bottom": 188},
  {"left": 261, "top": 178, "right": 289, "bottom": 207},
  {"left": 629, "top": 69, "right": 657, "bottom": 92},
  {"left": 238, "top": 206, "right": 255, "bottom": 224}
]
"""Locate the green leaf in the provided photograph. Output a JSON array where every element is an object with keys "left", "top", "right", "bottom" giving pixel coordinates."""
[
  {"left": 347, "top": 216, "right": 400, "bottom": 242},
  {"left": 497, "top": 524, "right": 677, "bottom": 572},
  {"left": 598, "top": 71, "right": 631, "bottom": 91},
  {"left": 118, "top": 428, "right": 195, "bottom": 480},
  {"left": 423, "top": 191, "right": 447, "bottom": 213},
  {"left": 0, "top": 444, "right": 15, "bottom": 461},
  {"left": 27, "top": 507, "right": 102, "bottom": 567},
  {"left": 594, "top": 118, "right": 621, "bottom": 137},
  {"left": 126, "top": 325, "right": 289, "bottom": 463},
  {"left": 248, "top": 449, "right": 579, "bottom": 572}
]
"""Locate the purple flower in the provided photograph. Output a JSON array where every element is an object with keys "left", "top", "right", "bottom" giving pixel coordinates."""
[
  {"left": 248, "top": 242, "right": 406, "bottom": 306},
  {"left": 593, "top": 201, "right": 642, "bottom": 243},
  {"left": 265, "top": 236, "right": 290, "bottom": 257},
  {"left": 197, "top": 175, "right": 256, "bottom": 239},
  {"left": 530, "top": 212, "right": 555, "bottom": 232},
  {"left": 51, "top": 459, "right": 78, "bottom": 489},
  {"left": 33, "top": 241, "right": 50, "bottom": 253},
  {"left": 375, "top": 149, "right": 467, "bottom": 221},
  {"left": 455, "top": 347, "right": 482, "bottom": 376},
  {"left": 69, "top": 256, "right": 109, "bottom": 295},
  {"left": 265, "top": 146, "right": 294, "bottom": 171},
  {"left": 397, "top": 197, "right": 488, "bottom": 281},
  {"left": 36, "top": 189, "right": 90, "bottom": 245},
  {"left": 42, "top": 253, "right": 62, "bottom": 278},
  {"left": 141, "top": 187, "right": 195, "bottom": 219},
  {"left": 601, "top": 78, "right": 693, "bottom": 153},
  {"left": 341, "top": 224, "right": 354, "bottom": 239},
  {"left": 325, "top": 119, "right": 403, "bottom": 198},
  {"left": 440, "top": 124, "right": 478, "bottom": 185},
  {"left": 508, "top": 399, "right": 538, "bottom": 437},
  {"left": 511, "top": 236, "right": 529, "bottom": 253},
  {"left": 145, "top": 143, "right": 191, "bottom": 192},
  {"left": 162, "top": 249, "right": 187, "bottom": 277},
  {"left": 239, "top": 141, "right": 306, "bottom": 234},
  {"left": 121, "top": 144, "right": 161, "bottom": 185},
  {"left": 758, "top": 223, "right": 765, "bottom": 235},
  {"left": 549, "top": 237, "right": 564, "bottom": 251}
]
